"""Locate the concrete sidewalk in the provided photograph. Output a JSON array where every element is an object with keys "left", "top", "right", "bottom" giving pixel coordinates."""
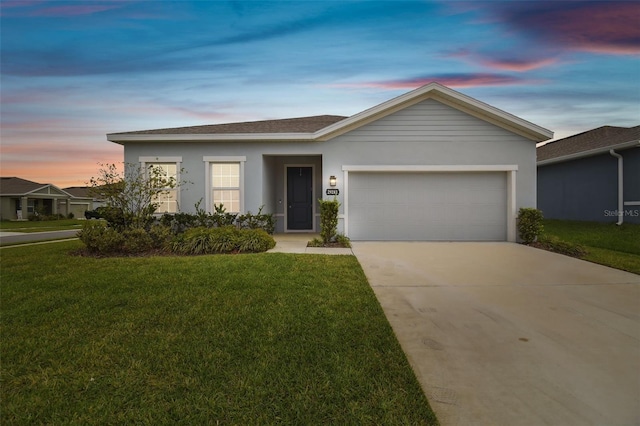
[{"left": 269, "top": 233, "right": 353, "bottom": 255}]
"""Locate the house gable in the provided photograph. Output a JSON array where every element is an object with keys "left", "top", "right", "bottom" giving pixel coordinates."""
[{"left": 316, "top": 83, "right": 552, "bottom": 142}]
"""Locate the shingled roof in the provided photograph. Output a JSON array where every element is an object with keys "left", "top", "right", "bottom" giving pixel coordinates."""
[
  {"left": 0, "top": 177, "right": 49, "bottom": 195},
  {"left": 537, "top": 125, "right": 640, "bottom": 163},
  {"left": 110, "top": 115, "right": 348, "bottom": 136}
]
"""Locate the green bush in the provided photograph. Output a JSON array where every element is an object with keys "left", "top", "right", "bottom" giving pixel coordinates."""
[
  {"left": 517, "top": 208, "right": 544, "bottom": 244},
  {"left": 237, "top": 229, "right": 276, "bottom": 253},
  {"left": 171, "top": 226, "right": 238, "bottom": 255},
  {"left": 95, "top": 206, "right": 126, "bottom": 231},
  {"left": 148, "top": 224, "right": 173, "bottom": 250},
  {"left": 335, "top": 233, "right": 351, "bottom": 248},
  {"left": 536, "top": 234, "right": 587, "bottom": 257},
  {"left": 319, "top": 198, "right": 340, "bottom": 244},
  {"left": 121, "top": 228, "right": 154, "bottom": 254},
  {"left": 78, "top": 221, "right": 124, "bottom": 254},
  {"left": 237, "top": 205, "right": 275, "bottom": 234},
  {"left": 171, "top": 227, "right": 274, "bottom": 255}
]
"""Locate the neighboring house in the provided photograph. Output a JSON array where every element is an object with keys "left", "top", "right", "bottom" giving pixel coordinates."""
[
  {"left": 537, "top": 125, "right": 640, "bottom": 224},
  {"left": 63, "top": 186, "right": 107, "bottom": 211},
  {"left": 0, "top": 177, "right": 94, "bottom": 220},
  {"left": 107, "top": 82, "right": 552, "bottom": 241}
]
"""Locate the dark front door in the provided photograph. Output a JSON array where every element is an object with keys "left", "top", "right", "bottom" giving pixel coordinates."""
[{"left": 287, "top": 166, "right": 313, "bottom": 230}]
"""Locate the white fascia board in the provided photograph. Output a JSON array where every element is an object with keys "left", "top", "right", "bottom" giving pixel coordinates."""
[
  {"left": 24, "top": 184, "right": 72, "bottom": 197},
  {"left": 342, "top": 165, "right": 518, "bottom": 172},
  {"left": 315, "top": 82, "right": 553, "bottom": 142},
  {"left": 107, "top": 132, "right": 315, "bottom": 143},
  {"left": 537, "top": 140, "right": 640, "bottom": 166}
]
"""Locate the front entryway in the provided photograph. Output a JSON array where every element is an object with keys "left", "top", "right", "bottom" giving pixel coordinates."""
[{"left": 286, "top": 166, "right": 313, "bottom": 230}]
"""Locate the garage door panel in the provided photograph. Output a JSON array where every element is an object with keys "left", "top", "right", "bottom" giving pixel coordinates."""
[{"left": 348, "top": 172, "right": 506, "bottom": 241}]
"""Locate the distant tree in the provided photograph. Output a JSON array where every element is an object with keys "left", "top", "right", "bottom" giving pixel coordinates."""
[{"left": 89, "top": 163, "right": 184, "bottom": 230}]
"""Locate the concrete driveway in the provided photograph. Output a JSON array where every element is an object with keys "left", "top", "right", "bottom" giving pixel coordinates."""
[{"left": 352, "top": 242, "right": 640, "bottom": 426}]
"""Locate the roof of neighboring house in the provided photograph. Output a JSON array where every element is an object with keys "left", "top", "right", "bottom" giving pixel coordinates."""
[
  {"left": 63, "top": 186, "right": 105, "bottom": 201},
  {"left": 537, "top": 125, "right": 640, "bottom": 164},
  {"left": 110, "top": 115, "right": 349, "bottom": 136},
  {"left": 0, "top": 177, "right": 49, "bottom": 195},
  {"left": 108, "top": 82, "right": 553, "bottom": 144}
]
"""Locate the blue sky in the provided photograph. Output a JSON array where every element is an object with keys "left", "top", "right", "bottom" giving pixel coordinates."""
[{"left": 1, "top": 0, "right": 639, "bottom": 187}]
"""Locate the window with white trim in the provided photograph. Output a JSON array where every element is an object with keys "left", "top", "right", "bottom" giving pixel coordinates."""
[
  {"left": 212, "top": 163, "right": 240, "bottom": 213},
  {"left": 147, "top": 163, "right": 178, "bottom": 213},
  {"left": 204, "top": 156, "right": 245, "bottom": 214}
]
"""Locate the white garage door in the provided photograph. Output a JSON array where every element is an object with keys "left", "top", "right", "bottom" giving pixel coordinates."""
[{"left": 348, "top": 172, "right": 507, "bottom": 241}]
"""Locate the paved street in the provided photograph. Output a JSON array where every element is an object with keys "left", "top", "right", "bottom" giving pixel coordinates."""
[{"left": 0, "top": 230, "right": 79, "bottom": 246}]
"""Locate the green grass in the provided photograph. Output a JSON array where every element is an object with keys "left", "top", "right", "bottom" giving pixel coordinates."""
[
  {"left": 0, "top": 219, "right": 84, "bottom": 233},
  {"left": 1, "top": 241, "right": 438, "bottom": 425},
  {"left": 543, "top": 219, "right": 640, "bottom": 274}
]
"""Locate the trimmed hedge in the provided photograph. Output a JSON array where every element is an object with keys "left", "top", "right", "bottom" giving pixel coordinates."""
[{"left": 170, "top": 226, "right": 275, "bottom": 255}]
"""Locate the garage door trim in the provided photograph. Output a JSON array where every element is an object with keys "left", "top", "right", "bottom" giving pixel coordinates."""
[{"left": 341, "top": 165, "right": 518, "bottom": 242}]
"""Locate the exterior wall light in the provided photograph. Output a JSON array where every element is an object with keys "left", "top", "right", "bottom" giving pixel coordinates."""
[{"left": 329, "top": 175, "right": 337, "bottom": 187}]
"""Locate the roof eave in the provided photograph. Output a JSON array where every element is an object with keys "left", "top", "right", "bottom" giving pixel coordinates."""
[
  {"left": 107, "top": 132, "right": 317, "bottom": 144},
  {"left": 537, "top": 140, "right": 640, "bottom": 166}
]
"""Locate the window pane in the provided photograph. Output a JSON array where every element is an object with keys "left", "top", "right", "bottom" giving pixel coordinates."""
[
  {"left": 153, "top": 189, "right": 177, "bottom": 213},
  {"left": 213, "top": 189, "right": 240, "bottom": 213},
  {"left": 212, "top": 163, "right": 239, "bottom": 188},
  {"left": 149, "top": 163, "right": 177, "bottom": 179}
]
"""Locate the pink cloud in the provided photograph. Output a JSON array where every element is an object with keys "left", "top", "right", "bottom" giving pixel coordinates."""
[
  {"left": 446, "top": 49, "right": 560, "bottom": 72},
  {"left": 477, "top": 57, "right": 558, "bottom": 72},
  {"left": 500, "top": 2, "right": 640, "bottom": 56},
  {"left": 331, "top": 74, "right": 539, "bottom": 90}
]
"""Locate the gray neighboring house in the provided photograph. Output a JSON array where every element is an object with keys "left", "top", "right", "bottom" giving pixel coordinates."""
[
  {"left": 107, "top": 83, "right": 553, "bottom": 241},
  {"left": 537, "top": 125, "right": 640, "bottom": 224},
  {"left": 0, "top": 177, "right": 94, "bottom": 220}
]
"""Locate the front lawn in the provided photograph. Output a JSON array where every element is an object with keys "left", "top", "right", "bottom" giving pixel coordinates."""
[
  {"left": 543, "top": 220, "right": 640, "bottom": 274},
  {"left": 0, "top": 219, "right": 84, "bottom": 233},
  {"left": 1, "top": 241, "right": 438, "bottom": 425}
]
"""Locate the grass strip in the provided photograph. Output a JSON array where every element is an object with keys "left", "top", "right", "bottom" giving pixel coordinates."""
[{"left": 542, "top": 220, "right": 640, "bottom": 274}]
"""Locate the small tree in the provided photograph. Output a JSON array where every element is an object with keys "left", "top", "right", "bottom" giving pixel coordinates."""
[
  {"left": 319, "top": 198, "right": 340, "bottom": 244},
  {"left": 89, "top": 162, "right": 182, "bottom": 230}
]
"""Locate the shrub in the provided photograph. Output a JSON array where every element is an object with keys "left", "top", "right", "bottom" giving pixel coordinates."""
[
  {"left": 78, "top": 221, "right": 124, "bottom": 254},
  {"left": 517, "top": 208, "right": 544, "bottom": 244},
  {"left": 67, "top": 212, "right": 74, "bottom": 219},
  {"left": 307, "top": 237, "right": 324, "bottom": 247},
  {"left": 95, "top": 206, "right": 126, "bottom": 231},
  {"left": 536, "top": 235, "right": 587, "bottom": 257},
  {"left": 237, "top": 206, "right": 275, "bottom": 234},
  {"left": 171, "top": 227, "right": 274, "bottom": 255},
  {"left": 335, "top": 233, "right": 351, "bottom": 248},
  {"left": 121, "top": 228, "right": 154, "bottom": 254},
  {"left": 161, "top": 212, "right": 197, "bottom": 234},
  {"left": 171, "top": 226, "right": 239, "bottom": 255},
  {"left": 237, "top": 229, "right": 276, "bottom": 253},
  {"left": 211, "top": 204, "right": 238, "bottom": 227},
  {"left": 319, "top": 198, "right": 340, "bottom": 244},
  {"left": 148, "top": 224, "right": 173, "bottom": 250}
]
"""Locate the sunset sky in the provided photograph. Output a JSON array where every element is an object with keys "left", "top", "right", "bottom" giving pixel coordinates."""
[{"left": 1, "top": 0, "right": 639, "bottom": 188}]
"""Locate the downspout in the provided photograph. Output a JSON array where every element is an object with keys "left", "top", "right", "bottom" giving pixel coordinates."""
[{"left": 609, "top": 149, "right": 623, "bottom": 226}]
